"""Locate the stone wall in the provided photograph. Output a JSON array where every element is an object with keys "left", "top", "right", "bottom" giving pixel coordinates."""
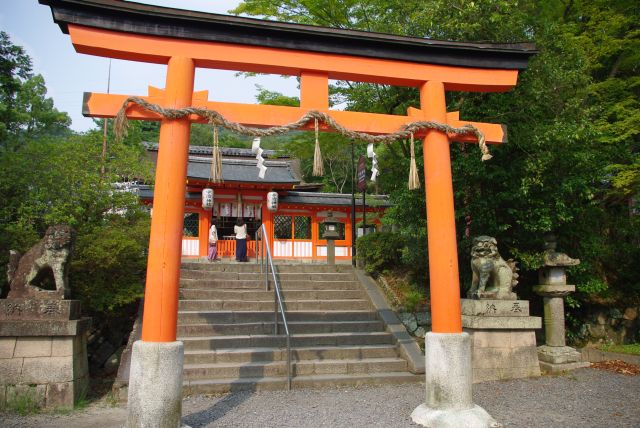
[
  {"left": 397, "top": 311, "right": 431, "bottom": 340},
  {"left": 577, "top": 306, "right": 639, "bottom": 346},
  {"left": 0, "top": 319, "right": 90, "bottom": 409}
]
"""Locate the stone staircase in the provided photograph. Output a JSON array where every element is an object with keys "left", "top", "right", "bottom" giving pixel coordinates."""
[{"left": 178, "top": 261, "right": 421, "bottom": 393}]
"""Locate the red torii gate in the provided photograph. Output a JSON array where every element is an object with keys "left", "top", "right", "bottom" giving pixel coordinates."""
[
  {"left": 41, "top": 1, "right": 534, "bottom": 426},
  {"left": 73, "top": 24, "right": 517, "bottom": 344}
]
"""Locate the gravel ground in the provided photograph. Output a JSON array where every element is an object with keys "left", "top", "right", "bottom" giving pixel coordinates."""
[{"left": 1, "top": 368, "right": 638, "bottom": 427}]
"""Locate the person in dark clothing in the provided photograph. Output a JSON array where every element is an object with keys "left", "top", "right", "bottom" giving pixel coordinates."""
[{"left": 234, "top": 217, "right": 248, "bottom": 262}]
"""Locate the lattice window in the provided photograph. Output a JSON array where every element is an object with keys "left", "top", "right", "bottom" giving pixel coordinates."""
[
  {"left": 274, "top": 215, "right": 292, "bottom": 239},
  {"left": 183, "top": 213, "right": 199, "bottom": 237},
  {"left": 294, "top": 216, "right": 311, "bottom": 239}
]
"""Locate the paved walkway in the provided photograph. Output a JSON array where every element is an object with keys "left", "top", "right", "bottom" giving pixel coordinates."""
[{"left": 1, "top": 368, "right": 638, "bottom": 427}]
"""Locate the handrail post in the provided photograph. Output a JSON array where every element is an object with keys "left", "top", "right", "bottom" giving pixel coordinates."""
[
  {"left": 286, "top": 334, "right": 292, "bottom": 391},
  {"left": 264, "top": 261, "right": 267, "bottom": 291},
  {"left": 274, "top": 285, "right": 279, "bottom": 335},
  {"left": 257, "top": 223, "right": 292, "bottom": 390}
]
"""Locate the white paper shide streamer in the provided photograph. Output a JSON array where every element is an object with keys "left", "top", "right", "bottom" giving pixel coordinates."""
[
  {"left": 252, "top": 137, "right": 267, "bottom": 179},
  {"left": 367, "top": 143, "right": 379, "bottom": 181}
]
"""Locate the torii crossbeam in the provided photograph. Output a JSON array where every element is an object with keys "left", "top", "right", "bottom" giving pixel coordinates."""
[{"left": 41, "top": 1, "right": 535, "bottom": 426}]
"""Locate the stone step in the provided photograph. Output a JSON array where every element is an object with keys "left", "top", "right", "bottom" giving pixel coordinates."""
[
  {"left": 178, "top": 299, "right": 372, "bottom": 312},
  {"left": 177, "top": 320, "right": 385, "bottom": 337},
  {"left": 181, "top": 262, "right": 354, "bottom": 274},
  {"left": 180, "top": 270, "right": 357, "bottom": 282},
  {"left": 178, "top": 310, "right": 380, "bottom": 324},
  {"left": 183, "top": 358, "right": 408, "bottom": 380},
  {"left": 181, "top": 262, "right": 261, "bottom": 273},
  {"left": 183, "top": 372, "right": 421, "bottom": 394},
  {"left": 179, "top": 289, "right": 366, "bottom": 301},
  {"left": 171, "top": 262, "right": 419, "bottom": 394},
  {"left": 270, "top": 264, "right": 355, "bottom": 273},
  {"left": 179, "top": 278, "right": 361, "bottom": 290},
  {"left": 183, "top": 345, "right": 400, "bottom": 365},
  {"left": 181, "top": 332, "right": 395, "bottom": 351}
]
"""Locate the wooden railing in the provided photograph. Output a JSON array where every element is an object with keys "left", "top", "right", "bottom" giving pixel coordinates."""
[{"left": 216, "top": 239, "right": 257, "bottom": 258}]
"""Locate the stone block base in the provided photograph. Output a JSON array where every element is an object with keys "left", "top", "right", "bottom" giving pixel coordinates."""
[
  {"left": 412, "top": 332, "right": 497, "bottom": 427},
  {"left": 539, "top": 360, "right": 590, "bottom": 374},
  {"left": 464, "top": 329, "right": 541, "bottom": 383},
  {"left": 461, "top": 299, "right": 542, "bottom": 383},
  {"left": 538, "top": 345, "right": 589, "bottom": 373},
  {"left": 411, "top": 404, "right": 499, "bottom": 428},
  {"left": 0, "top": 319, "right": 90, "bottom": 409},
  {"left": 126, "top": 341, "right": 184, "bottom": 428},
  {"left": 537, "top": 345, "right": 581, "bottom": 364}
]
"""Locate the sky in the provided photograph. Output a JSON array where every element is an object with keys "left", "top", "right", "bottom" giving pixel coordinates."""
[{"left": 1, "top": 0, "right": 300, "bottom": 132}]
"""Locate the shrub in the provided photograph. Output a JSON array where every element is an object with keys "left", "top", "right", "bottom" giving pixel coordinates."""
[
  {"left": 356, "top": 231, "right": 405, "bottom": 276},
  {"left": 71, "top": 212, "right": 150, "bottom": 314}
]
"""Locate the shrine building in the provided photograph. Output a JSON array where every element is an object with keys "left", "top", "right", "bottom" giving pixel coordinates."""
[{"left": 137, "top": 143, "right": 389, "bottom": 261}]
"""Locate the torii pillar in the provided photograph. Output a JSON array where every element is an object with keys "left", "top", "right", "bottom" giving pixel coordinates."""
[
  {"left": 409, "top": 82, "right": 495, "bottom": 426},
  {"left": 126, "top": 57, "right": 194, "bottom": 427}
]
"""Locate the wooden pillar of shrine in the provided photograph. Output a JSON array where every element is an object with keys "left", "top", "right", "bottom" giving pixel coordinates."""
[
  {"left": 126, "top": 56, "right": 194, "bottom": 428},
  {"left": 141, "top": 56, "right": 195, "bottom": 342},
  {"left": 420, "top": 80, "right": 462, "bottom": 334}
]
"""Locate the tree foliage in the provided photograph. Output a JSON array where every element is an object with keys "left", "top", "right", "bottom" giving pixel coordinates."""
[
  {"left": 234, "top": 0, "right": 640, "bottom": 320},
  {"left": 0, "top": 32, "right": 70, "bottom": 149},
  {"left": 0, "top": 33, "right": 154, "bottom": 315}
]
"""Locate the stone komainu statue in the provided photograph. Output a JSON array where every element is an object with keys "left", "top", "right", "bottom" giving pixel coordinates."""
[
  {"left": 6, "top": 225, "right": 75, "bottom": 299},
  {"left": 467, "top": 235, "right": 519, "bottom": 300}
]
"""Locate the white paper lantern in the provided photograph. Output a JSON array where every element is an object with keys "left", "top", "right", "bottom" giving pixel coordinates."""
[
  {"left": 202, "top": 188, "right": 214, "bottom": 209},
  {"left": 267, "top": 191, "right": 278, "bottom": 211}
]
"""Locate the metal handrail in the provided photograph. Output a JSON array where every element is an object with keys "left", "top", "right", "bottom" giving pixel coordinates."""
[{"left": 255, "top": 224, "right": 292, "bottom": 390}]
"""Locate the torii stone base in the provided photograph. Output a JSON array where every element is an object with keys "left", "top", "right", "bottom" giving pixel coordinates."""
[
  {"left": 126, "top": 340, "right": 184, "bottom": 428},
  {"left": 411, "top": 332, "right": 498, "bottom": 428}
]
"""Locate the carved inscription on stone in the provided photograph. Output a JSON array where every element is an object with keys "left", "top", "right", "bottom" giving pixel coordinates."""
[{"left": 0, "top": 299, "right": 80, "bottom": 320}]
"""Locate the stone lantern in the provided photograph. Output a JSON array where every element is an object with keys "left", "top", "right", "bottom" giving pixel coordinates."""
[
  {"left": 322, "top": 212, "right": 340, "bottom": 266},
  {"left": 533, "top": 233, "right": 589, "bottom": 373}
]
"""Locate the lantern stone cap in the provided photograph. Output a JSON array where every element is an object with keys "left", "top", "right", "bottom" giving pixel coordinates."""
[
  {"left": 543, "top": 251, "right": 581, "bottom": 267},
  {"left": 542, "top": 232, "right": 580, "bottom": 267}
]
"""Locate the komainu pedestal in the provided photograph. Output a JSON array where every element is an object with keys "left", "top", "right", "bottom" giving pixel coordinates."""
[
  {"left": 1, "top": 226, "right": 90, "bottom": 409},
  {"left": 0, "top": 299, "right": 90, "bottom": 409},
  {"left": 462, "top": 299, "right": 542, "bottom": 382}
]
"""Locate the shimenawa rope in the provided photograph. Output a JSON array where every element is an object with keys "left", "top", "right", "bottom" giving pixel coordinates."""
[{"left": 113, "top": 97, "right": 493, "bottom": 186}]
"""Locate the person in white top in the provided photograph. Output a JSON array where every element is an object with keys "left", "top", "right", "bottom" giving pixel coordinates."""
[
  {"left": 234, "top": 217, "right": 248, "bottom": 262},
  {"left": 207, "top": 219, "right": 219, "bottom": 262}
]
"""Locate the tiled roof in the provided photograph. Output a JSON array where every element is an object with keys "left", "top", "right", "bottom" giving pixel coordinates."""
[
  {"left": 143, "top": 142, "right": 286, "bottom": 159},
  {"left": 187, "top": 157, "right": 299, "bottom": 184}
]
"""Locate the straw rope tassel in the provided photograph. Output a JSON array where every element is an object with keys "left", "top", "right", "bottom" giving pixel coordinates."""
[
  {"left": 312, "top": 118, "right": 324, "bottom": 176},
  {"left": 408, "top": 133, "right": 420, "bottom": 190},
  {"left": 210, "top": 126, "right": 223, "bottom": 183},
  {"left": 479, "top": 134, "right": 493, "bottom": 161}
]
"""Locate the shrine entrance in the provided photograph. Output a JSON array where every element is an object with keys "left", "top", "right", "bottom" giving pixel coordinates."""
[{"left": 41, "top": 1, "right": 534, "bottom": 426}]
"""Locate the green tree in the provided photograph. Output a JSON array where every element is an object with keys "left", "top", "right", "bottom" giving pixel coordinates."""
[
  {"left": 0, "top": 33, "right": 154, "bottom": 313},
  {"left": 0, "top": 32, "right": 70, "bottom": 149},
  {"left": 0, "top": 131, "right": 154, "bottom": 311},
  {"left": 234, "top": 0, "right": 640, "bottom": 324}
]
